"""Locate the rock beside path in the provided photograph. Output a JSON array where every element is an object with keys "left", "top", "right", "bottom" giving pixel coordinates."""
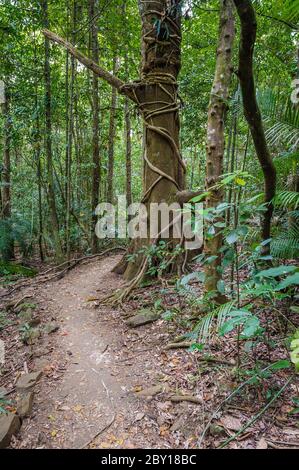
[
  {"left": 125, "top": 309, "right": 160, "bottom": 328},
  {"left": 16, "top": 371, "right": 42, "bottom": 392},
  {"left": 17, "top": 392, "right": 34, "bottom": 418},
  {"left": 0, "top": 412, "right": 21, "bottom": 449}
]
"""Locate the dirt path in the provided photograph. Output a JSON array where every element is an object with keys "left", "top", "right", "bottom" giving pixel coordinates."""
[
  {"left": 17, "top": 254, "right": 167, "bottom": 449},
  {"left": 8, "top": 254, "right": 297, "bottom": 450}
]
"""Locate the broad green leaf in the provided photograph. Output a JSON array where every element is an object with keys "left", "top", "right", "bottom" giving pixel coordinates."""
[
  {"left": 277, "top": 272, "right": 299, "bottom": 290},
  {"left": 269, "top": 359, "right": 291, "bottom": 371},
  {"left": 257, "top": 265, "right": 297, "bottom": 278}
]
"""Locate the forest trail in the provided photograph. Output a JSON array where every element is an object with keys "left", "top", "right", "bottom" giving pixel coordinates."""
[{"left": 17, "top": 254, "right": 167, "bottom": 449}]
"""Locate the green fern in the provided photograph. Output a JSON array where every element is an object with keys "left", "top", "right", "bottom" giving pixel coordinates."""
[{"left": 194, "top": 301, "right": 236, "bottom": 344}]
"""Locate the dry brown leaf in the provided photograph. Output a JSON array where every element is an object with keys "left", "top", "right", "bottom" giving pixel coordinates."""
[
  {"left": 73, "top": 404, "right": 83, "bottom": 413},
  {"left": 256, "top": 437, "right": 268, "bottom": 449},
  {"left": 220, "top": 415, "right": 242, "bottom": 431}
]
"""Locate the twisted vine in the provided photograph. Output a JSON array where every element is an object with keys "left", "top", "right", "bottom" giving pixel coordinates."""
[{"left": 104, "top": 1, "right": 186, "bottom": 303}]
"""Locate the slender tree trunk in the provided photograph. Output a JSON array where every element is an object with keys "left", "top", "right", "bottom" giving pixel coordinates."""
[
  {"left": 34, "top": 82, "right": 44, "bottom": 262},
  {"left": 107, "top": 56, "right": 118, "bottom": 205},
  {"left": 204, "top": 0, "right": 235, "bottom": 297},
  {"left": 122, "top": 1, "right": 132, "bottom": 214},
  {"left": 234, "top": 0, "right": 276, "bottom": 252},
  {"left": 65, "top": 1, "right": 77, "bottom": 260},
  {"left": 124, "top": 53, "right": 132, "bottom": 214},
  {"left": 42, "top": 0, "right": 63, "bottom": 261},
  {"left": 89, "top": 0, "right": 101, "bottom": 254},
  {"left": 226, "top": 111, "right": 238, "bottom": 226},
  {"left": 1, "top": 85, "right": 14, "bottom": 260}
]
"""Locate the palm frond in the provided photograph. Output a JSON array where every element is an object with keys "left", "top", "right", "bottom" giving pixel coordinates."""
[
  {"left": 194, "top": 300, "right": 236, "bottom": 344},
  {"left": 274, "top": 152, "right": 299, "bottom": 174},
  {"left": 271, "top": 223, "right": 299, "bottom": 259},
  {"left": 253, "top": 0, "right": 299, "bottom": 28},
  {"left": 280, "top": 0, "right": 299, "bottom": 24},
  {"left": 273, "top": 191, "right": 299, "bottom": 210},
  {"left": 258, "top": 90, "right": 299, "bottom": 151}
]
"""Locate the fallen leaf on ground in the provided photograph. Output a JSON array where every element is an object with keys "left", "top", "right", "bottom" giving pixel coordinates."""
[
  {"left": 256, "top": 437, "right": 268, "bottom": 449},
  {"left": 219, "top": 415, "right": 242, "bottom": 432},
  {"left": 73, "top": 404, "right": 83, "bottom": 413}
]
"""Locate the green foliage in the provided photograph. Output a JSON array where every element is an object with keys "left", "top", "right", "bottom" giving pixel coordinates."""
[
  {"left": 0, "top": 392, "right": 11, "bottom": 415},
  {"left": 0, "top": 216, "right": 32, "bottom": 261},
  {"left": 271, "top": 224, "right": 299, "bottom": 259},
  {"left": 0, "top": 311, "right": 11, "bottom": 331},
  {"left": 128, "top": 241, "right": 184, "bottom": 278},
  {"left": 259, "top": 90, "right": 299, "bottom": 151},
  {"left": 290, "top": 330, "right": 299, "bottom": 372},
  {"left": 19, "top": 323, "right": 39, "bottom": 345},
  {"left": 219, "top": 309, "right": 262, "bottom": 339},
  {"left": 0, "top": 261, "right": 37, "bottom": 277},
  {"left": 273, "top": 191, "right": 299, "bottom": 210}
]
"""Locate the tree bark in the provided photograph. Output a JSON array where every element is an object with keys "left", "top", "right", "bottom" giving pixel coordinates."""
[
  {"left": 33, "top": 50, "right": 44, "bottom": 262},
  {"left": 42, "top": 0, "right": 63, "bottom": 261},
  {"left": 204, "top": 0, "right": 235, "bottom": 297},
  {"left": 233, "top": 0, "right": 276, "bottom": 251}
]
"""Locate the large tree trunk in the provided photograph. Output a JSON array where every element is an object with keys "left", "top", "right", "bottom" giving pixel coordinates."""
[
  {"left": 1, "top": 85, "right": 14, "bottom": 260},
  {"left": 114, "top": 0, "right": 185, "bottom": 281},
  {"left": 89, "top": 0, "right": 101, "bottom": 254},
  {"left": 234, "top": 0, "right": 276, "bottom": 252},
  {"left": 204, "top": 0, "right": 235, "bottom": 298},
  {"left": 42, "top": 0, "right": 63, "bottom": 262}
]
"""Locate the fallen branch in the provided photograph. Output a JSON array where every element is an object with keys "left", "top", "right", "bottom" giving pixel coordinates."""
[
  {"left": 218, "top": 375, "right": 293, "bottom": 449},
  {"left": 170, "top": 394, "right": 202, "bottom": 404},
  {"left": 81, "top": 376, "right": 116, "bottom": 448},
  {"left": 80, "top": 413, "right": 116, "bottom": 449},
  {"left": 165, "top": 341, "right": 193, "bottom": 350},
  {"left": 198, "top": 361, "right": 289, "bottom": 447}
]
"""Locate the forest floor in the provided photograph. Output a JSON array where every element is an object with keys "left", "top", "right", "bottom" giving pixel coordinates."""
[{"left": 0, "top": 253, "right": 298, "bottom": 449}]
